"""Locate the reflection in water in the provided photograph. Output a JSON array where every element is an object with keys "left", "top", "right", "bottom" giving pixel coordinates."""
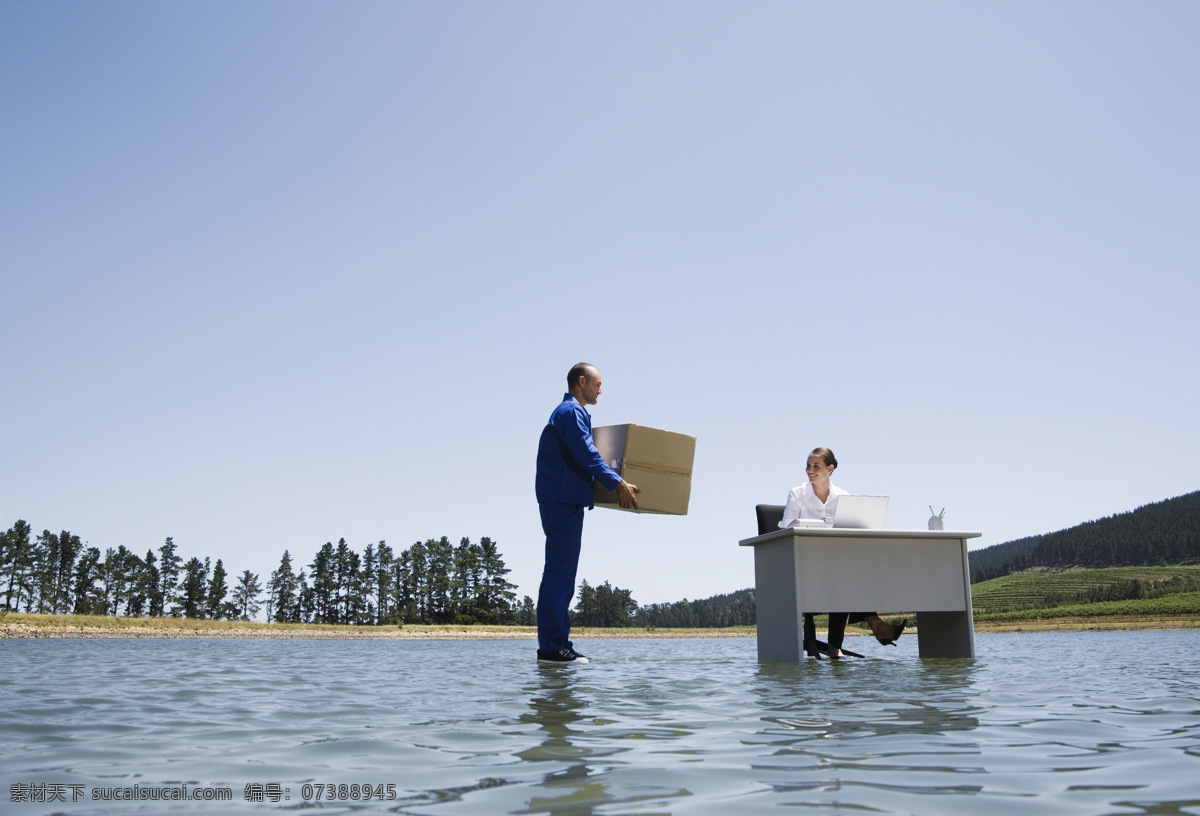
[
  {"left": 751, "top": 657, "right": 984, "bottom": 736},
  {"left": 511, "top": 666, "right": 616, "bottom": 815},
  {"left": 745, "top": 658, "right": 990, "bottom": 804},
  {"left": 505, "top": 653, "right": 995, "bottom": 814},
  {"left": 512, "top": 664, "right": 694, "bottom": 815}
]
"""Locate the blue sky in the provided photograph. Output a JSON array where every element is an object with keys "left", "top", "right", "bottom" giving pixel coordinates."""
[{"left": 3, "top": 2, "right": 1197, "bottom": 610}]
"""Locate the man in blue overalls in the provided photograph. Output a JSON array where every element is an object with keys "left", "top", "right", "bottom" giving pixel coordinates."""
[{"left": 534, "top": 363, "right": 640, "bottom": 664}]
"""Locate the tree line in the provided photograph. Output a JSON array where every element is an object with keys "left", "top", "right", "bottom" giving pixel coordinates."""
[
  {"left": 569, "top": 580, "right": 756, "bottom": 628},
  {"left": 1, "top": 520, "right": 524, "bottom": 625},
  {"left": 969, "top": 490, "right": 1200, "bottom": 583},
  {"left": 2, "top": 517, "right": 761, "bottom": 628},
  {"left": 263, "top": 536, "right": 522, "bottom": 625},
  {"left": 632, "top": 588, "right": 756, "bottom": 628}
]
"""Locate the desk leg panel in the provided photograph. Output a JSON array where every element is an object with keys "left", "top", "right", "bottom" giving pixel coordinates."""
[
  {"left": 753, "top": 541, "right": 804, "bottom": 662},
  {"left": 916, "top": 612, "right": 976, "bottom": 658},
  {"left": 916, "top": 538, "right": 977, "bottom": 658}
]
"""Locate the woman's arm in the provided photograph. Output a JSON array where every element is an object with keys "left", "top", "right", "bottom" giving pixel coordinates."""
[{"left": 780, "top": 487, "right": 803, "bottom": 527}]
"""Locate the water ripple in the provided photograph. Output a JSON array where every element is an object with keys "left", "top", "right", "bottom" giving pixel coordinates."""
[{"left": 3, "top": 632, "right": 1200, "bottom": 814}]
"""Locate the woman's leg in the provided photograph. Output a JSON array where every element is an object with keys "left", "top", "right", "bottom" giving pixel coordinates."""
[{"left": 826, "top": 613, "right": 849, "bottom": 656}]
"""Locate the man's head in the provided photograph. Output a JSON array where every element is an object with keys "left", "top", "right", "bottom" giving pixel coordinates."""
[{"left": 567, "top": 362, "right": 602, "bottom": 406}]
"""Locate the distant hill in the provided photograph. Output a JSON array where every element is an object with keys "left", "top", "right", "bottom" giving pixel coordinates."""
[
  {"left": 969, "top": 491, "right": 1200, "bottom": 583},
  {"left": 970, "top": 566, "right": 1200, "bottom": 615},
  {"left": 632, "top": 588, "right": 756, "bottom": 628}
]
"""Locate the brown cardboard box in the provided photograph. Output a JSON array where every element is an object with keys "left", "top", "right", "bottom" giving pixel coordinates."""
[{"left": 592, "top": 424, "right": 696, "bottom": 515}]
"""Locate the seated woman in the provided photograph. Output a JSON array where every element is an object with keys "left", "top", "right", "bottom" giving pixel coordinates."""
[{"left": 780, "top": 447, "right": 906, "bottom": 659}]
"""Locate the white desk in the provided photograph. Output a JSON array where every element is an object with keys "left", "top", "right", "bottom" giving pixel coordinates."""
[{"left": 739, "top": 527, "right": 981, "bottom": 661}]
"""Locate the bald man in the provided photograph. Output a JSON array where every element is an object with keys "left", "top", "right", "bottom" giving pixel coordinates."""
[{"left": 534, "top": 362, "right": 639, "bottom": 664}]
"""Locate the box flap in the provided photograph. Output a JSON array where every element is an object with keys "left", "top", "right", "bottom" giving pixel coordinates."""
[{"left": 622, "top": 424, "right": 696, "bottom": 475}]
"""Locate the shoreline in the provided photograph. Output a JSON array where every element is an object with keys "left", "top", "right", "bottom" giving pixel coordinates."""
[
  {"left": 4, "top": 614, "right": 1198, "bottom": 640},
  {"left": 0, "top": 623, "right": 752, "bottom": 640}
]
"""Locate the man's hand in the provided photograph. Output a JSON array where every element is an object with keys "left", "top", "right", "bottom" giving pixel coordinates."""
[{"left": 616, "top": 480, "right": 641, "bottom": 510}]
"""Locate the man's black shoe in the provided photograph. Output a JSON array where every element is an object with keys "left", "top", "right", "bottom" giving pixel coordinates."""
[{"left": 537, "top": 648, "right": 590, "bottom": 664}]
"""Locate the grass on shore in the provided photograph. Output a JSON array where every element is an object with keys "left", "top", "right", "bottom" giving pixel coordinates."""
[
  {"left": 0, "top": 612, "right": 535, "bottom": 636},
  {"left": 3, "top": 611, "right": 1197, "bottom": 637},
  {"left": 970, "top": 616, "right": 1200, "bottom": 632},
  {"left": 0, "top": 612, "right": 758, "bottom": 638}
]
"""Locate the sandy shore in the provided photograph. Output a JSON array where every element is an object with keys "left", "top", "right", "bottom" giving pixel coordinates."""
[
  {"left": 4, "top": 616, "right": 1195, "bottom": 640},
  {"left": 0, "top": 621, "right": 754, "bottom": 640}
]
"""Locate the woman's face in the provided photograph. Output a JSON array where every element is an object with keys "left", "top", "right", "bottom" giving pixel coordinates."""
[{"left": 806, "top": 455, "right": 834, "bottom": 484}]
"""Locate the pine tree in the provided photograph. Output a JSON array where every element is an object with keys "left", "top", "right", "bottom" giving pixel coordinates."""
[
  {"left": 178, "top": 557, "right": 209, "bottom": 618},
  {"left": 156, "top": 538, "right": 182, "bottom": 617},
  {"left": 452, "top": 537, "right": 482, "bottom": 623},
  {"left": 345, "top": 547, "right": 364, "bottom": 624},
  {"left": 232, "top": 570, "right": 262, "bottom": 621},
  {"left": 101, "top": 546, "right": 138, "bottom": 616},
  {"left": 267, "top": 550, "right": 299, "bottom": 623},
  {"left": 297, "top": 569, "right": 312, "bottom": 623},
  {"left": 375, "top": 542, "right": 395, "bottom": 624},
  {"left": 516, "top": 595, "right": 536, "bottom": 626},
  {"left": 574, "top": 579, "right": 596, "bottom": 626},
  {"left": 2, "top": 520, "right": 34, "bottom": 612},
  {"left": 572, "top": 581, "right": 636, "bottom": 627},
  {"left": 426, "top": 537, "right": 453, "bottom": 623},
  {"left": 478, "top": 537, "right": 517, "bottom": 623},
  {"left": 361, "top": 542, "right": 378, "bottom": 625},
  {"left": 207, "top": 558, "right": 234, "bottom": 619},
  {"left": 309, "top": 542, "right": 336, "bottom": 623},
  {"left": 333, "top": 539, "right": 351, "bottom": 624},
  {"left": 33, "top": 530, "right": 83, "bottom": 614},
  {"left": 33, "top": 530, "right": 59, "bottom": 613},
  {"left": 332, "top": 539, "right": 363, "bottom": 625},
  {"left": 72, "top": 547, "right": 103, "bottom": 615},
  {"left": 135, "top": 550, "right": 160, "bottom": 618},
  {"left": 56, "top": 532, "right": 83, "bottom": 613},
  {"left": 397, "top": 545, "right": 423, "bottom": 623},
  {"left": 601, "top": 582, "right": 637, "bottom": 626}
]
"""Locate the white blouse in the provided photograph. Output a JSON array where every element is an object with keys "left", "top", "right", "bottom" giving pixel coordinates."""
[{"left": 780, "top": 481, "right": 849, "bottom": 527}]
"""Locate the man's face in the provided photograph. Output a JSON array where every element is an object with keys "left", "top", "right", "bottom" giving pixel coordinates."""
[{"left": 580, "top": 371, "right": 602, "bottom": 405}]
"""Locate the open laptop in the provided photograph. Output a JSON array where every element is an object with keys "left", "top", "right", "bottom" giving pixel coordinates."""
[{"left": 830, "top": 495, "right": 889, "bottom": 529}]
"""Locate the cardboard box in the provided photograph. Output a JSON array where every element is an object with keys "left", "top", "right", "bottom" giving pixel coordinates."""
[{"left": 592, "top": 424, "right": 696, "bottom": 515}]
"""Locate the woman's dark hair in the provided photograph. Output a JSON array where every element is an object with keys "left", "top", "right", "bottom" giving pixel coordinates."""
[{"left": 810, "top": 447, "right": 838, "bottom": 469}]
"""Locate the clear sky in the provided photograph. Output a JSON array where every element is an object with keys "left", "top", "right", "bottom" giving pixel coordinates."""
[{"left": 3, "top": 2, "right": 1197, "bottom": 611}]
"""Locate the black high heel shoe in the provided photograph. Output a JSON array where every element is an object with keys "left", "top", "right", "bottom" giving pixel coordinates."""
[
  {"left": 871, "top": 618, "right": 907, "bottom": 646},
  {"left": 804, "top": 638, "right": 864, "bottom": 659}
]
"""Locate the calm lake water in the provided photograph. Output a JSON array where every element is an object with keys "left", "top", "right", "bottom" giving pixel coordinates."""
[{"left": 2, "top": 632, "right": 1199, "bottom": 815}]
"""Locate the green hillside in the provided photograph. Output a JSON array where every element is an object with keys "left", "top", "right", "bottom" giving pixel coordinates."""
[
  {"left": 971, "top": 566, "right": 1200, "bottom": 615},
  {"left": 975, "top": 591, "right": 1200, "bottom": 622},
  {"left": 969, "top": 490, "right": 1200, "bottom": 583}
]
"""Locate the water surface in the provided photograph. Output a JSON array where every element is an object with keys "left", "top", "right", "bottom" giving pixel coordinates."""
[{"left": 2, "top": 632, "right": 1199, "bottom": 815}]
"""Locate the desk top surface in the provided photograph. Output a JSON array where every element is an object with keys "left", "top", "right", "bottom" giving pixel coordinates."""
[{"left": 739, "top": 528, "right": 982, "bottom": 546}]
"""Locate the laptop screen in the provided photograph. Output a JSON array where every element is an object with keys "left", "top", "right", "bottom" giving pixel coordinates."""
[{"left": 831, "top": 495, "right": 889, "bottom": 529}]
